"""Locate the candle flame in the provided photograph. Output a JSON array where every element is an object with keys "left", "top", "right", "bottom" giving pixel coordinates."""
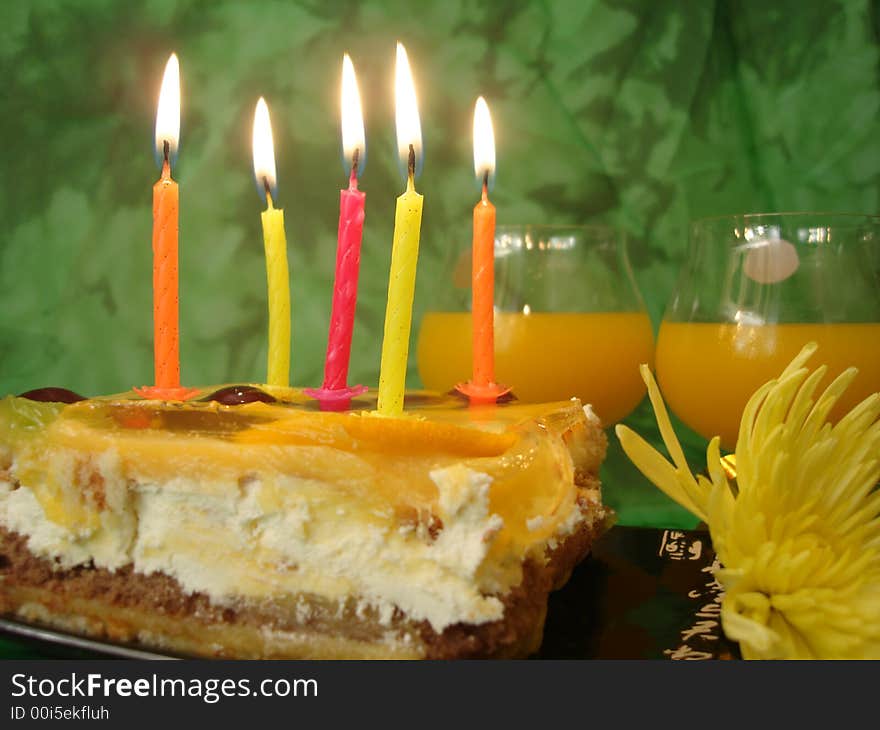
[
  {"left": 341, "top": 54, "right": 365, "bottom": 176},
  {"left": 252, "top": 97, "right": 278, "bottom": 200},
  {"left": 154, "top": 53, "right": 180, "bottom": 164},
  {"left": 395, "top": 42, "right": 422, "bottom": 176},
  {"left": 473, "top": 96, "right": 495, "bottom": 184}
]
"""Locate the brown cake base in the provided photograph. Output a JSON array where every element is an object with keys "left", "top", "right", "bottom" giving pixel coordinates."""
[{"left": 0, "top": 511, "right": 605, "bottom": 659}]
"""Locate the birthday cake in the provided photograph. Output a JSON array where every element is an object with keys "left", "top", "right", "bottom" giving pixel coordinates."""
[{"left": 0, "top": 385, "right": 608, "bottom": 659}]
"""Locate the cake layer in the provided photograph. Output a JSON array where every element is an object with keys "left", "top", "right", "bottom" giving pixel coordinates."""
[
  {"left": 1, "top": 507, "right": 601, "bottom": 658},
  {"left": 0, "top": 387, "right": 608, "bottom": 658}
]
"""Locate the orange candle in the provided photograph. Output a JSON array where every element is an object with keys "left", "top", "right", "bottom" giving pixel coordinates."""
[
  {"left": 137, "top": 53, "right": 196, "bottom": 401},
  {"left": 472, "top": 181, "right": 496, "bottom": 386},
  {"left": 152, "top": 156, "right": 180, "bottom": 389},
  {"left": 456, "top": 97, "right": 510, "bottom": 404}
]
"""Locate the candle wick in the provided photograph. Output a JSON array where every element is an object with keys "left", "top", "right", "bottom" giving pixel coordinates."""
[
  {"left": 407, "top": 144, "right": 416, "bottom": 181},
  {"left": 482, "top": 170, "right": 489, "bottom": 201},
  {"left": 349, "top": 148, "right": 360, "bottom": 189},
  {"left": 263, "top": 176, "right": 274, "bottom": 207},
  {"left": 351, "top": 148, "right": 360, "bottom": 177},
  {"left": 161, "top": 139, "right": 171, "bottom": 180},
  {"left": 160, "top": 139, "right": 171, "bottom": 179}
]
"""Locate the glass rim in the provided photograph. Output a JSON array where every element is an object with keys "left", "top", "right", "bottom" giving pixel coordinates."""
[
  {"left": 494, "top": 224, "right": 628, "bottom": 250},
  {"left": 691, "top": 211, "right": 880, "bottom": 227},
  {"left": 494, "top": 223, "right": 628, "bottom": 255},
  {"left": 495, "top": 223, "right": 625, "bottom": 233}
]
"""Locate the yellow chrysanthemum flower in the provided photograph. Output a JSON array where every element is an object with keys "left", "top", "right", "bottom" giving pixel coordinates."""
[{"left": 616, "top": 343, "right": 880, "bottom": 659}]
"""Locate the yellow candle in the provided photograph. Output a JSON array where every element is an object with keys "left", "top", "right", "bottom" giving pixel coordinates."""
[
  {"left": 253, "top": 97, "right": 291, "bottom": 387},
  {"left": 261, "top": 195, "right": 291, "bottom": 386},
  {"left": 377, "top": 43, "right": 424, "bottom": 416},
  {"left": 378, "top": 169, "right": 423, "bottom": 415}
]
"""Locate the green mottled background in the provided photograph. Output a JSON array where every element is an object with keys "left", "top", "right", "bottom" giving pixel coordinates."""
[{"left": 2, "top": 0, "right": 880, "bottom": 527}]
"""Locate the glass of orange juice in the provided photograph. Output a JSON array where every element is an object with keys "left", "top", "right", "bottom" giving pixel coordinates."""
[
  {"left": 417, "top": 224, "right": 655, "bottom": 424},
  {"left": 656, "top": 212, "right": 880, "bottom": 450}
]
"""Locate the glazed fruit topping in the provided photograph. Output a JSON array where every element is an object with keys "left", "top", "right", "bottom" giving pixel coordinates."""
[
  {"left": 202, "top": 385, "right": 276, "bottom": 405},
  {"left": 19, "top": 387, "right": 86, "bottom": 404}
]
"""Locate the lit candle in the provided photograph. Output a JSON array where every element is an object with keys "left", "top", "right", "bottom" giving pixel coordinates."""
[
  {"left": 456, "top": 97, "right": 510, "bottom": 404},
  {"left": 136, "top": 53, "right": 197, "bottom": 401},
  {"left": 377, "top": 43, "right": 424, "bottom": 417},
  {"left": 305, "top": 54, "right": 368, "bottom": 408},
  {"left": 252, "top": 97, "right": 291, "bottom": 388}
]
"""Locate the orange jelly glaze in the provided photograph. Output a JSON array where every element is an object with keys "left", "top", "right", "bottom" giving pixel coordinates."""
[{"left": 4, "top": 388, "right": 598, "bottom": 572}]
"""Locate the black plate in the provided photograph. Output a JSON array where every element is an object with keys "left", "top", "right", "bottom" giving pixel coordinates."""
[
  {"left": 539, "top": 526, "right": 738, "bottom": 659},
  {"left": 0, "top": 527, "right": 738, "bottom": 660}
]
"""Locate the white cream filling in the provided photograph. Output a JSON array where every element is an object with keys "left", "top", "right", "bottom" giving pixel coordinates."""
[
  {"left": 0, "top": 459, "right": 514, "bottom": 632},
  {"left": 582, "top": 403, "right": 600, "bottom": 426}
]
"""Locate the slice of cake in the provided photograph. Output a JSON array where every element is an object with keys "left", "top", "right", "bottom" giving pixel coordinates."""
[{"left": 0, "top": 386, "right": 608, "bottom": 659}]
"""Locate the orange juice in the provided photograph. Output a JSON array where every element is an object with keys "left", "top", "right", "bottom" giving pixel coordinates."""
[
  {"left": 417, "top": 311, "right": 655, "bottom": 424},
  {"left": 656, "top": 321, "right": 880, "bottom": 449}
]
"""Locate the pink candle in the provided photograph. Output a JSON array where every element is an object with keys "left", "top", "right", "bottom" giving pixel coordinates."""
[
  {"left": 323, "top": 166, "right": 365, "bottom": 389},
  {"left": 306, "top": 54, "right": 368, "bottom": 408}
]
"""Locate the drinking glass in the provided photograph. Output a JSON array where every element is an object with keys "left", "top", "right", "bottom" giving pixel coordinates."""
[
  {"left": 416, "top": 224, "right": 655, "bottom": 425},
  {"left": 656, "top": 212, "right": 880, "bottom": 449}
]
